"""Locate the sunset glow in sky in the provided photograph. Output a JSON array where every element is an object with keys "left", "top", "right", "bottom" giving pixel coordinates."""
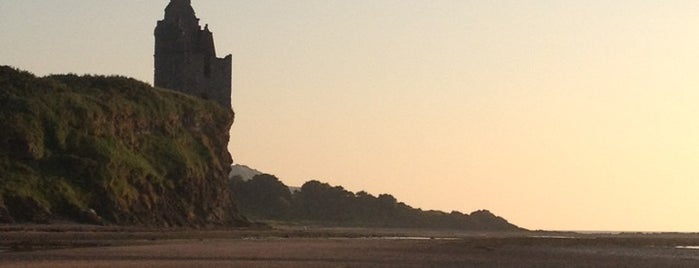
[{"left": 2, "top": 0, "right": 699, "bottom": 232}]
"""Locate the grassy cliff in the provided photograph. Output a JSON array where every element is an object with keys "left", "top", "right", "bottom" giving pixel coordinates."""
[{"left": 0, "top": 66, "right": 247, "bottom": 226}]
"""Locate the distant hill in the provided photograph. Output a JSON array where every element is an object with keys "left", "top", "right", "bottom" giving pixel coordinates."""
[
  {"left": 0, "top": 66, "right": 247, "bottom": 226},
  {"left": 230, "top": 173, "right": 523, "bottom": 231},
  {"left": 229, "top": 164, "right": 262, "bottom": 182}
]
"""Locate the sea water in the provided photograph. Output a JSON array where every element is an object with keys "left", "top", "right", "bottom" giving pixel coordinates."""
[
  {"left": 676, "top": 246, "right": 699, "bottom": 250},
  {"left": 376, "top": 236, "right": 459, "bottom": 240}
]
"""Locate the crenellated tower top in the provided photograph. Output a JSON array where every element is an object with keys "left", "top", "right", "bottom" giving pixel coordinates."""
[{"left": 163, "top": 0, "right": 198, "bottom": 28}]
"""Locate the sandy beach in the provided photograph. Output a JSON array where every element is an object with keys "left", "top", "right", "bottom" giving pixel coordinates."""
[{"left": 1, "top": 225, "right": 698, "bottom": 267}]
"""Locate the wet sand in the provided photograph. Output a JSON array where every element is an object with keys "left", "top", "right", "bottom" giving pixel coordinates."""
[{"left": 1, "top": 225, "right": 698, "bottom": 267}]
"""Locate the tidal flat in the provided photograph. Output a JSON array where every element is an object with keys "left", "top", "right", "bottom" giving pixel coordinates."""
[{"left": 1, "top": 225, "right": 698, "bottom": 267}]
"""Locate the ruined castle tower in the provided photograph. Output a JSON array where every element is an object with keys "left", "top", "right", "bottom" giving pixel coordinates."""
[{"left": 154, "top": 0, "right": 232, "bottom": 108}]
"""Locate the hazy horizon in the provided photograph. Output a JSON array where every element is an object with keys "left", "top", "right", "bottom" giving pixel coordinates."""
[{"left": 2, "top": 0, "right": 698, "bottom": 232}]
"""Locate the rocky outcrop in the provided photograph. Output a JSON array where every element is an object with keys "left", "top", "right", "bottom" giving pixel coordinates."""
[
  {"left": 0, "top": 201, "right": 15, "bottom": 224},
  {"left": 0, "top": 66, "right": 247, "bottom": 227},
  {"left": 2, "top": 195, "right": 51, "bottom": 224}
]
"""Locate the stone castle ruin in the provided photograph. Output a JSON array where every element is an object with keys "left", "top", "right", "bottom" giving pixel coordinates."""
[{"left": 154, "top": 0, "right": 232, "bottom": 108}]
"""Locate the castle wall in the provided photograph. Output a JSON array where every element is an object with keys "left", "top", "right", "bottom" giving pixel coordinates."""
[{"left": 154, "top": 0, "right": 232, "bottom": 109}]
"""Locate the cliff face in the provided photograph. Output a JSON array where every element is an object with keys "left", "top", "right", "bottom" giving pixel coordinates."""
[{"left": 0, "top": 66, "right": 247, "bottom": 226}]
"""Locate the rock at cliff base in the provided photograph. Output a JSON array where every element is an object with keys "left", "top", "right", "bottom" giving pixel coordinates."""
[{"left": 0, "top": 205, "right": 14, "bottom": 224}]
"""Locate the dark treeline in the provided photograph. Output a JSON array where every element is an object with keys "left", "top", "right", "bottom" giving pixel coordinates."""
[{"left": 231, "top": 174, "right": 521, "bottom": 231}]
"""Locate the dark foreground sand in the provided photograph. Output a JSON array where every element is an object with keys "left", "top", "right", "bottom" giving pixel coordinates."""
[{"left": 1, "top": 225, "right": 698, "bottom": 267}]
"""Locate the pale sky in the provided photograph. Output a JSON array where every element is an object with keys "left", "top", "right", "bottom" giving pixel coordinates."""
[{"left": 2, "top": 0, "right": 699, "bottom": 232}]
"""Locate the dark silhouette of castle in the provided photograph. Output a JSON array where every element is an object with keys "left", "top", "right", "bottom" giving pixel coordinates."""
[{"left": 154, "top": 0, "right": 232, "bottom": 108}]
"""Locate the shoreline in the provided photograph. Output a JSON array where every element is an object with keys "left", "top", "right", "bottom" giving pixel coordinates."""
[{"left": 1, "top": 224, "right": 698, "bottom": 267}]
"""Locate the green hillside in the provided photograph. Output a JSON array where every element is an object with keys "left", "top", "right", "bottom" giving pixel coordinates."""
[{"left": 0, "top": 66, "right": 246, "bottom": 226}]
